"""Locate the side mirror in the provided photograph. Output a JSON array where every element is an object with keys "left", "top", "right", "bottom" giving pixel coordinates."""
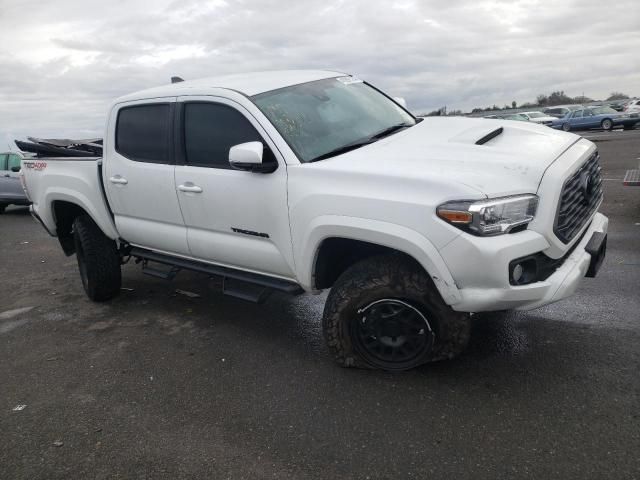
[
  {"left": 229, "top": 141, "right": 276, "bottom": 173},
  {"left": 393, "top": 97, "right": 407, "bottom": 109},
  {"left": 11, "top": 166, "right": 21, "bottom": 172}
]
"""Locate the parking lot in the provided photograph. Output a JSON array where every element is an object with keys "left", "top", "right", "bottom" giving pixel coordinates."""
[{"left": 1, "top": 130, "right": 639, "bottom": 479}]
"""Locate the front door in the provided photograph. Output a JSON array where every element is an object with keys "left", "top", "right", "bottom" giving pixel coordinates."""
[
  {"left": 103, "top": 98, "right": 190, "bottom": 256},
  {"left": 174, "top": 97, "right": 295, "bottom": 279}
]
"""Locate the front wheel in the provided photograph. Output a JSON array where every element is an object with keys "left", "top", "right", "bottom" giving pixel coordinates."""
[
  {"left": 601, "top": 119, "right": 613, "bottom": 131},
  {"left": 562, "top": 123, "right": 571, "bottom": 132},
  {"left": 73, "top": 215, "right": 121, "bottom": 301},
  {"left": 322, "top": 254, "right": 471, "bottom": 371}
]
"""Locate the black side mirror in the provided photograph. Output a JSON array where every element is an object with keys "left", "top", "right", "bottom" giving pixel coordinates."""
[{"left": 11, "top": 166, "right": 20, "bottom": 173}]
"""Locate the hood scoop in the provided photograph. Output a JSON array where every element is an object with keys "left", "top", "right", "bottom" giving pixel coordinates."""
[
  {"left": 447, "top": 123, "right": 508, "bottom": 146},
  {"left": 475, "top": 126, "right": 504, "bottom": 145}
]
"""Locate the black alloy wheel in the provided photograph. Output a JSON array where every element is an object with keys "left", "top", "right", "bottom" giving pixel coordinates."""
[{"left": 350, "top": 298, "right": 435, "bottom": 370}]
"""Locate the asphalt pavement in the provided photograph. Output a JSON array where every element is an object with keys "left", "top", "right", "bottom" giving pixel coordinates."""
[{"left": 1, "top": 130, "right": 639, "bottom": 479}]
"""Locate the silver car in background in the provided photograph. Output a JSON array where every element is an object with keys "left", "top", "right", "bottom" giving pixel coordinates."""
[{"left": 0, "top": 152, "right": 29, "bottom": 213}]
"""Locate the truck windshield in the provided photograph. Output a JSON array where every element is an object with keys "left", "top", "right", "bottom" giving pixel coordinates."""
[{"left": 252, "top": 77, "right": 416, "bottom": 163}]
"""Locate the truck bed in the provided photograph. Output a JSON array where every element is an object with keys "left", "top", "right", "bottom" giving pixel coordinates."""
[{"left": 21, "top": 156, "right": 120, "bottom": 240}]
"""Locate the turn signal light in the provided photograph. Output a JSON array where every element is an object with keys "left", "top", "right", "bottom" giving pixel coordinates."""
[{"left": 437, "top": 210, "right": 472, "bottom": 224}]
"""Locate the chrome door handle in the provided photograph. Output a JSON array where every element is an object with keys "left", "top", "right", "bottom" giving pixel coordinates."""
[
  {"left": 109, "top": 176, "right": 128, "bottom": 185},
  {"left": 178, "top": 184, "right": 203, "bottom": 193}
]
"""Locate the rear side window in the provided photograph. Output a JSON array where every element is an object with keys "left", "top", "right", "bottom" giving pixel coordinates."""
[
  {"left": 116, "top": 104, "right": 171, "bottom": 163},
  {"left": 183, "top": 103, "right": 274, "bottom": 169}
]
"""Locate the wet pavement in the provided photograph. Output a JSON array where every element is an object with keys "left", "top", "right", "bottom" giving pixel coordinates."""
[{"left": 1, "top": 130, "right": 639, "bottom": 479}]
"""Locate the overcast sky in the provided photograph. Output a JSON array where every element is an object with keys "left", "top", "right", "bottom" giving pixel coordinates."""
[{"left": 1, "top": 0, "right": 639, "bottom": 147}]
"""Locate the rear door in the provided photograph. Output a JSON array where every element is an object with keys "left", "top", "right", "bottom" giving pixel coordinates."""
[
  {"left": 0, "top": 153, "right": 9, "bottom": 202},
  {"left": 5, "top": 154, "right": 26, "bottom": 200},
  {"left": 174, "top": 96, "right": 295, "bottom": 278},
  {"left": 581, "top": 109, "right": 597, "bottom": 128},
  {"left": 104, "top": 98, "right": 190, "bottom": 255}
]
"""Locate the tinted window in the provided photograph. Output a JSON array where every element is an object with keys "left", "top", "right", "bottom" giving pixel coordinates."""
[
  {"left": 184, "top": 103, "right": 273, "bottom": 169},
  {"left": 0, "top": 154, "right": 7, "bottom": 171},
  {"left": 8, "top": 154, "right": 21, "bottom": 171},
  {"left": 116, "top": 104, "right": 171, "bottom": 163},
  {"left": 591, "top": 106, "right": 617, "bottom": 115}
]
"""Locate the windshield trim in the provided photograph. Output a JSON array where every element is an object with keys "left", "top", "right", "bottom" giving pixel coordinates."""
[{"left": 249, "top": 78, "right": 417, "bottom": 164}]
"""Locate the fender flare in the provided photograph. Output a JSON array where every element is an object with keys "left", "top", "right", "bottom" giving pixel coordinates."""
[
  {"left": 297, "top": 215, "right": 462, "bottom": 306},
  {"left": 43, "top": 188, "right": 119, "bottom": 240}
]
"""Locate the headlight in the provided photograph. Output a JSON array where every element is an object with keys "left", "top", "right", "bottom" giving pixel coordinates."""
[{"left": 437, "top": 194, "right": 539, "bottom": 236}]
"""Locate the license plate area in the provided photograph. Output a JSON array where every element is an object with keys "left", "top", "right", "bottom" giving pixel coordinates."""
[{"left": 585, "top": 232, "right": 607, "bottom": 278}]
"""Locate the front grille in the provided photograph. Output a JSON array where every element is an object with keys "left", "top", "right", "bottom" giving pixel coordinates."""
[{"left": 554, "top": 151, "right": 603, "bottom": 243}]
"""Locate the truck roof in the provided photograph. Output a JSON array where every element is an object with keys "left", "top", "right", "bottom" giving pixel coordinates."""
[{"left": 114, "top": 70, "right": 346, "bottom": 103}]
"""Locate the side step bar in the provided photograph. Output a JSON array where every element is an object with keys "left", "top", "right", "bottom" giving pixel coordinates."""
[{"left": 130, "top": 247, "right": 304, "bottom": 302}]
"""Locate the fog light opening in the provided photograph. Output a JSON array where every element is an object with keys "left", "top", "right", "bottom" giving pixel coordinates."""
[{"left": 509, "top": 257, "right": 538, "bottom": 285}]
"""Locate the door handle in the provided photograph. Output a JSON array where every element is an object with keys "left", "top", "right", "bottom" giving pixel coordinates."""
[
  {"left": 178, "top": 184, "right": 203, "bottom": 193},
  {"left": 109, "top": 176, "right": 128, "bottom": 185}
]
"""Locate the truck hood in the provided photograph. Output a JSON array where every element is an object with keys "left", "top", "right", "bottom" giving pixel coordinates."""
[{"left": 308, "top": 117, "right": 580, "bottom": 197}]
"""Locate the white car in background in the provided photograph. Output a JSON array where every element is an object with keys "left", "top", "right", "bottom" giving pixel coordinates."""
[
  {"left": 519, "top": 111, "right": 557, "bottom": 126},
  {"left": 623, "top": 99, "right": 640, "bottom": 114}
]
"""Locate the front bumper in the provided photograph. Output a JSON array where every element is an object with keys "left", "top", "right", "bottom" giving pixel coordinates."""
[{"left": 442, "top": 212, "right": 608, "bottom": 312}]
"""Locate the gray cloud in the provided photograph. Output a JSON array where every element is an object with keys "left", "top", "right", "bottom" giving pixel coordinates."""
[{"left": 1, "top": 0, "right": 639, "bottom": 146}]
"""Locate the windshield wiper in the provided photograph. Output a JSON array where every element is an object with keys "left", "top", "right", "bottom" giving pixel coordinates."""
[
  {"left": 308, "top": 123, "right": 414, "bottom": 163},
  {"left": 308, "top": 138, "right": 377, "bottom": 162},
  {"left": 369, "top": 122, "right": 413, "bottom": 140}
]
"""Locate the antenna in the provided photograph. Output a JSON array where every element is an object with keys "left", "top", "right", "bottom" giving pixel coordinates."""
[{"left": 171, "top": 76, "right": 184, "bottom": 84}]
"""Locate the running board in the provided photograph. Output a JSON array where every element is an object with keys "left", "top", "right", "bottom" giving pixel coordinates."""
[{"left": 130, "top": 247, "right": 303, "bottom": 301}]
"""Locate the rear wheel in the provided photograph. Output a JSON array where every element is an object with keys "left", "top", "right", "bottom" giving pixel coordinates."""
[
  {"left": 322, "top": 254, "right": 471, "bottom": 371},
  {"left": 601, "top": 119, "right": 613, "bottom": 131},
  {"left": 73, "top": 215, "right": 121, "bottom": 301},
  {"left": 562, "top": 123, "right": 571, "bottom": 132}
]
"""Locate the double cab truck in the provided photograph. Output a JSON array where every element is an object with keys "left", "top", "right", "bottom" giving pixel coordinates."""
[{"left": 21, "top": 70, "right": 608, "bottom": 371}]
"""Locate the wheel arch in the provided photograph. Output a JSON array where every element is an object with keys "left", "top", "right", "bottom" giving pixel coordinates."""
[
  {"left": 50, "top": 197, "right": 118, "bottom": 256},
  {"left": 299, "top": 216, "right": 461, "bottom": 306}
]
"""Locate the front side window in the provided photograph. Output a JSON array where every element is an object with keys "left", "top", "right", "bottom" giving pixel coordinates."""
[
  {"left": 116, "top": 104, "right": 171, "bottom": 163},
  {"left": 572, "top": 110, "right": 583, "bottom": 118},
  {"left": 252, "top": 77, "right": 416, "bottom": 163},
  {"left": 8, "top": 154, "right": 21, "bottom": 171},
  {"left": 183, "top": 103, "right": 274, "bottom": 169}
]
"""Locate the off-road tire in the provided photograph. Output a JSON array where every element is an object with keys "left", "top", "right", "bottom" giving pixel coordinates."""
[
  {"left": 73, "top": 215, "right": 121, "bottom": 301},
  {"left": 322, "top": 254, "right": 471, "bottom": 371},
  {"left": 601, "top": 119, "right": 613, "bottom": 131}
]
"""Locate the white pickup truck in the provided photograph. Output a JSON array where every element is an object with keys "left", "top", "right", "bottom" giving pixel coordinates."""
[{"left": 21, "top": 70, "right": 608, "bottom": 371}]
